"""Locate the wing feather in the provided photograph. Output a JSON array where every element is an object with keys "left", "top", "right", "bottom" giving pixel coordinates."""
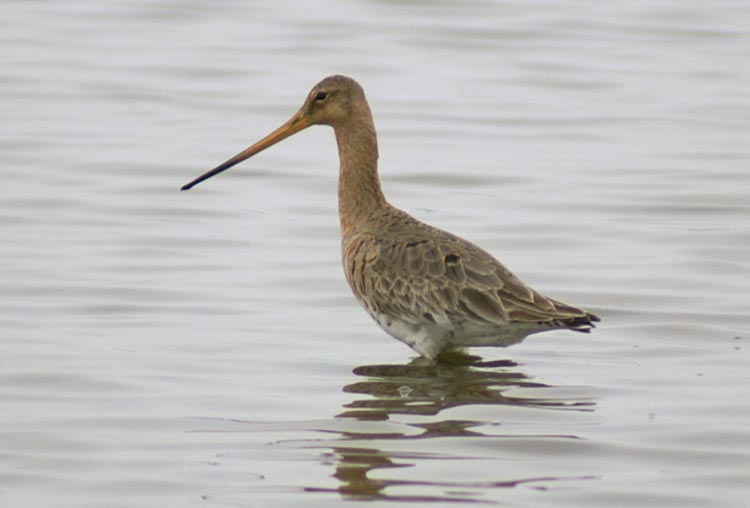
[{"left": 347, "top": 220, "right": 596, "bottom": 332}]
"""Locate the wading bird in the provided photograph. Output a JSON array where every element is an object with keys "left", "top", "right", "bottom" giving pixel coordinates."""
[{"left": 182, "top": 75, "right": 599, "bottom": 359}]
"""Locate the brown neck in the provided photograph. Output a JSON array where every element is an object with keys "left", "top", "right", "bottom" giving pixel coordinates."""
[{"left": 334, "top": 104, "right": 387, "bottom": 233}]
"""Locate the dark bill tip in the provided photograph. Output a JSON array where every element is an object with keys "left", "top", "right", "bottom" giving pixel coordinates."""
[{"left": 179, "top": 163, "right": 234, "bottom": 191}]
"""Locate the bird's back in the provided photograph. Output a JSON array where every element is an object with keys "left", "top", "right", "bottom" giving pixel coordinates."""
[{"left": 342, "top": 204, "right": 599, "bottom": 357}]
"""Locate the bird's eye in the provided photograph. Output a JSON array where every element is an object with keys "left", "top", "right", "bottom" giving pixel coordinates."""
[{"left": 315, "top": 91, "right": 328, "bottom": 101}]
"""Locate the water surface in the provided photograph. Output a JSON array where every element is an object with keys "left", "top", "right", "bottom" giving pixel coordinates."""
[{"left": 2, "top": 1, "right": 749, "bottom": 507}]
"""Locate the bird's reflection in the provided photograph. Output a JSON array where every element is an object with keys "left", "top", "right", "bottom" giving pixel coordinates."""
[
  {"left": 308, "top": 444, "right": 592, "bottom": 503},
  {"left": 338, "top": 351, "right": 592, "bottom": 420},
  {"left": 306, "top": 353, "right": 597, "bottom": 502}
]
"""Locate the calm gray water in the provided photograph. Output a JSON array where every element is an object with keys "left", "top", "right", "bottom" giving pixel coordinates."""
[{"left": 2, "top": 1, "right": 749, "bottom": 507}]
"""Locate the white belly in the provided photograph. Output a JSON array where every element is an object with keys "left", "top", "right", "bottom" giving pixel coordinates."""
[{"left": 367, "top": 311, "right": 546, "bottom": 359}]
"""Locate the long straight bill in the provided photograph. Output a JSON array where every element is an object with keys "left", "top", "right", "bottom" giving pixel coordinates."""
[{"left": 181, "top": 111, "right": 312, "bottom": 190}]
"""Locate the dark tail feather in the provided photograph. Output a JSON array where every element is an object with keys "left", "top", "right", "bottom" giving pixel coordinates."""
[{"left": 558, "top": 312, "right": 600, "bottom": 333}]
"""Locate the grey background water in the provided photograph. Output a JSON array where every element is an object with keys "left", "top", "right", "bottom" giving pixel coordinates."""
[{"left": 2, "top": 1, "right": 749, "bottom": 507}]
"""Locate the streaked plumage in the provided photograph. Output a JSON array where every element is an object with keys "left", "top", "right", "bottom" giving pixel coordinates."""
[{"left": 182, "top": 75, "right": 599, "bottom": 359}]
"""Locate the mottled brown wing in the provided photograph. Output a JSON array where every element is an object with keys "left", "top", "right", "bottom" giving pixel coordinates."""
[{"left": 348, "top": 223, "right": 595, "bottom": 330}]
